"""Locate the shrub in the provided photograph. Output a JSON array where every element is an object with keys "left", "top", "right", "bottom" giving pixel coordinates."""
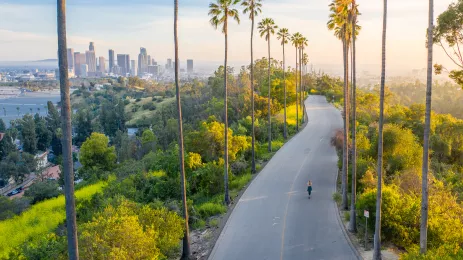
[
  {"left": 197, "top": 202, "right": 227, "bottom": 219},
  {"left": 332, "top": 192, "right": 342, "bottom": 205},
  {"left": 0, "top": 182, "right": 105, "bottom": 257},
  {"left": 230, "top": 173, "right": 252, "bottom": 190},
  {"left": 25, "top": 180, "right": 61, "bottom": 204}
]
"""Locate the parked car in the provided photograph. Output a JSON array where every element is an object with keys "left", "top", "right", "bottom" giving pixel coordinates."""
[{"left": 6, "top": 187, "right": 23, "bottom": 197}]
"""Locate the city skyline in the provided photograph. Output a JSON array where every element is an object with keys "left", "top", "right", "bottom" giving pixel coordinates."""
[{"left": 0, "top": 0, "right": 457, "bottom": 74}]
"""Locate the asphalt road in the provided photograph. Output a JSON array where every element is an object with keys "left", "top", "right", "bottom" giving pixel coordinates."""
[{"left": 209, "top": 95, "right": 358, "bottom": 260}]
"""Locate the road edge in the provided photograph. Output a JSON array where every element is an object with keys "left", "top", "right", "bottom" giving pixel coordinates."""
[
  {"left": 334, "top": 170, "right": 363, "bottom": 260},
  {"left": 205, "top": 98, "right": 311, "bottom": 260}
]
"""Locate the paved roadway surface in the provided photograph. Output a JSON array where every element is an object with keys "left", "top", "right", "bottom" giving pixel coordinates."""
[{"left": 209, "top": 95, "right": 358, "bottom": 260}]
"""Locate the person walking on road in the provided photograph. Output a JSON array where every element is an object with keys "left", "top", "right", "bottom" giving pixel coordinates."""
[{"left": 307, "top": 180, "right": 313, "bottom": 199}]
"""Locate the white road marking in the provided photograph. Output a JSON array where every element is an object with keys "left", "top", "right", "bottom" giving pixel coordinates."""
[{"left": 239, "top": 196, "right": 268, "bottom": 202}]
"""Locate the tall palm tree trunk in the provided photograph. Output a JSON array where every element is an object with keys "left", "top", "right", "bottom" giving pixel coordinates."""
[
  {"left": 224, "top": 18, "right": 231, "bottom": 206},
  {"left": 57, "top": 1, "right": 78, "bottom": 259},
  {"left": 267, "top": 36, "right": 272, "bottom": 152},
  {"left": 342, "top": 35, "right": 350, "bottom": 210},
  {"left": 349, "top": 8, "right": 357, "bottom": 233},
  {"left": 175, "top": 1, "right": 191, "bottom": 258},
  {"left": 300, "top": 47, "right": 303, "bottom": 123},
  {"left": 283, "top": 41, "right": 287, "bottom": 140},
  {"left": 295, "top": 46, "right": 299, "bottom": 131},
  {"left": 373, "top": 0, "right": 388, "bottom": 258},
  {"left": 251, "top": 13, "right": 256, "bottom": 173},
  {"left": 420, "top": 0, "right": 434, "bottom": 254}
]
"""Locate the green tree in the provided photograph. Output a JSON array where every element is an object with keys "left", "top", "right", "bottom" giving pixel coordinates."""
[
  {"left": 19, "top": 114, "right": 37, "bottom": 154},
  {"left": 80, "top": 133, "right": 116, "bottom": 175},
  {"left": 46, "top": 101, "right": 62, "bottom": 156},
  {"left": 0, "top": 118, "right": 5, "bottom": 132},
  {"left": 420, "top": 0, "right": 435, "bottom": 254},
  {"left": 328, "top": 0, "right": 352, "bottom": 210},
  {"left": 35, "top": 114, "right": 52, "bottom": 152},
  {"left": 277, "top": 28, "right": 290, "bottom": 140},
  {"left": 25, "top": 180, "right": 61, "bottom": 204},
  {"left": 74, "top": 109, "right": 93, "bottom": 147},
  {"left": 349, "top": 0, "right": 361, "bottom": 234},
  {"left": 78, "top": 199, "right": 184, "bottom": 259},
  {"left": 373, "top": 0, "right": 388, "bottom": 258},
  {"left": 208, "top": 0, "right": 241, "bottom": 205},
  {"left": 433, "top": 0, "right": 463, "bottom": 88},
  {"left": 0, "top": 130, "right": 16, "bottom": 159},
  {"left": 0, "top": 152, "right": 37, "bottom": 183},
  {"left": 291, "top": 32, "right": 302, "bottom": 131},
  {"left": 258, "top": 18, "right": 278, "bottom": 152},
  {"left": 242, "top": 0, "right": 262, "bottom": 173}
]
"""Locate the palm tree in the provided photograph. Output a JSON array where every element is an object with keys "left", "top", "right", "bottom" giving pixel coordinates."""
[
  {"left": 242, "top": 0, "right": 262, "bottom": 173},
  {"left": 300, "top": 37, "right": 308, "bottom": 122},
  {"left": 348, "top": 0, "right": 361, "bottom": 233},
  {"left": 209, "top": 0, "right": 240, "bottom": 205},
  {"left": 277, "top": 28, "right": 290, "bottom": 140},
  {"left": 258, "top": 18, "right": 278, "bottom": 152},
  {"left": 373, "top": 0, "right": 388, "bottom": 259},
  {"left": 291, "top": 32, "right": 302, "bottom": 131},
  {"left": 175, "top": 0, "right": 191, "bottom": 258},
  {"left": 57, "top": 0, "right": 79, "bottom": 258},
  {"left": 328, "top": 0, "right": 351, "bottom": 210},
  {"left": 420, "top": 0, "right": 434, "bottom": 254}
]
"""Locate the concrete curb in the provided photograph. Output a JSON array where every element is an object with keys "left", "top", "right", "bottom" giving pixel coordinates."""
[{"left": 334, "top": 170, "right": 363, "bottom": 260}]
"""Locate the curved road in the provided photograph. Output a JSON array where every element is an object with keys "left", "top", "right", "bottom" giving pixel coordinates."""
[{"left": 209, "top": 96, "right": 358, "bottom": 260}]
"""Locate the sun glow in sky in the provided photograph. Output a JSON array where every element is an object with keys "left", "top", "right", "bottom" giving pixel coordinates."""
[{"left": 0, "top": 0, "right": 456, "bottom": 74}]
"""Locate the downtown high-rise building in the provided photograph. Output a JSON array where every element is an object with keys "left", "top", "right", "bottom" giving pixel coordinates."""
[
  {"left": 138, "top": 47, "right": 148, "bottom": 76},
  {"left": 148, "top": 55, "right": 151, "bottom": 66},
  {"left": 131, "top": 60, "right": 137, "bottom": 76},
  {"left": 167, "top": 58, "right": 172, "bottom": 70},
  {"left": 187, "top": 59, "right": 194, "bottom": 73},
  {"left": 80, "top": 64, "right": 88, "bottom": 77},
  {"left": 67, "top": 48, "right": 74, "bottom": 71},
  {"left": 109, "top": 49, "right": 115, "bottom": 73},
  {"left": 98, "top": 57, "right": 105, "bottom": 74},
  {"left": 74, "top": 52, "right": 86, "bottom": 77},
  {"left": 86, "top": 51, "right": 96, "bottom": 73},
  {"left": 117, "top": 54, "right": 130, "bottom": 76},
  {"left": 89, "top": 42, "right": 95, "bottom": 51}
]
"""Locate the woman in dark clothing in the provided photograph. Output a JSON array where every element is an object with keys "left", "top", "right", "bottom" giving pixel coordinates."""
[{"left": 307, "top": 180, "right": 313, "bottom": 199}]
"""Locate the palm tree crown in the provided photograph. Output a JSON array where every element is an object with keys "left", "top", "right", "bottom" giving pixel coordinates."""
[
  {"left": 209, "top": 0, "right": 241, "bottom": 33},
  {"left": 242, "top": 0, "right": 262, "bottom": 19},
  {"left": 291, "top": 32, "right": 303, "bottom": 48},
  {"left": 258, "top": 18, "right": 278, "bottom": 41},
  {"left": 277, "top": 28, "right": 290, "bottom": 46}
]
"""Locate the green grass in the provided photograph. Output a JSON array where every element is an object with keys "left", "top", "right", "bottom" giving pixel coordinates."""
[
  {"left": 0, "top": 182, "right": 106, "bottom": 257},
  {"left": 333, "top": 192, "right": 342, "bottom": 205},
  {"left": 209, "top": 218, "right": 219, "bottom": 228},
  {"left": 125, "top": 97, "right": 175, "bottom": 126},
  {"left": 230, "top": 173, "right": 252, "bottom": 190},
  {"left": 196, "top": 202, "right": 227, "bottom": 219}
]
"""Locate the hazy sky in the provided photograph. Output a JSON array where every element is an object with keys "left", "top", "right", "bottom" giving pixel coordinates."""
[{"left": 0, "top": 0, "right": 457, "bottom": 73}]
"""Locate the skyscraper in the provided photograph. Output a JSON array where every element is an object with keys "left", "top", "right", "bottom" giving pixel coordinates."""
[
  {"left": 117, "top": 54, "right": 130, "bottom": 76},
  {"left": 138, "top": 47, "right": 148, "bottom": 76},
  {"left": 80, "top": 64, "right": 88, "bottom": 77},
  {"left": 109, "top": 49, "right": 115, "bottom": 73},
  {"left": 187, "top": 59, "right": 194, "bottom": 73},
  {"left": 167, "top": 59, "right": 172, "bottom": 70},
  {"left": 86, "top": 51, "right": 96, "bottom": 73},
  {"left": 67, "top": 48, "right": 74, "bottom": 71},
  {"left": 74, "top": 52, "right": 86, "bottom": 77},
  {"left": 148, "top": 55, "right": 152, "bottom": 66},
  {"left": 89, "top": 42, "right": 95, "bottom": 52},
  {"left": 131, "top": 60, "right": 137, "bottom": 76},
  {"left": 98, "top": 57, "right": 106, "bottom": 73}
]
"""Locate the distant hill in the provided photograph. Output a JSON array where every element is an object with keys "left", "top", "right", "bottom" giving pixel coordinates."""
[{"left": 33, "top": 59, "right": 58, "bottom": 63}]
